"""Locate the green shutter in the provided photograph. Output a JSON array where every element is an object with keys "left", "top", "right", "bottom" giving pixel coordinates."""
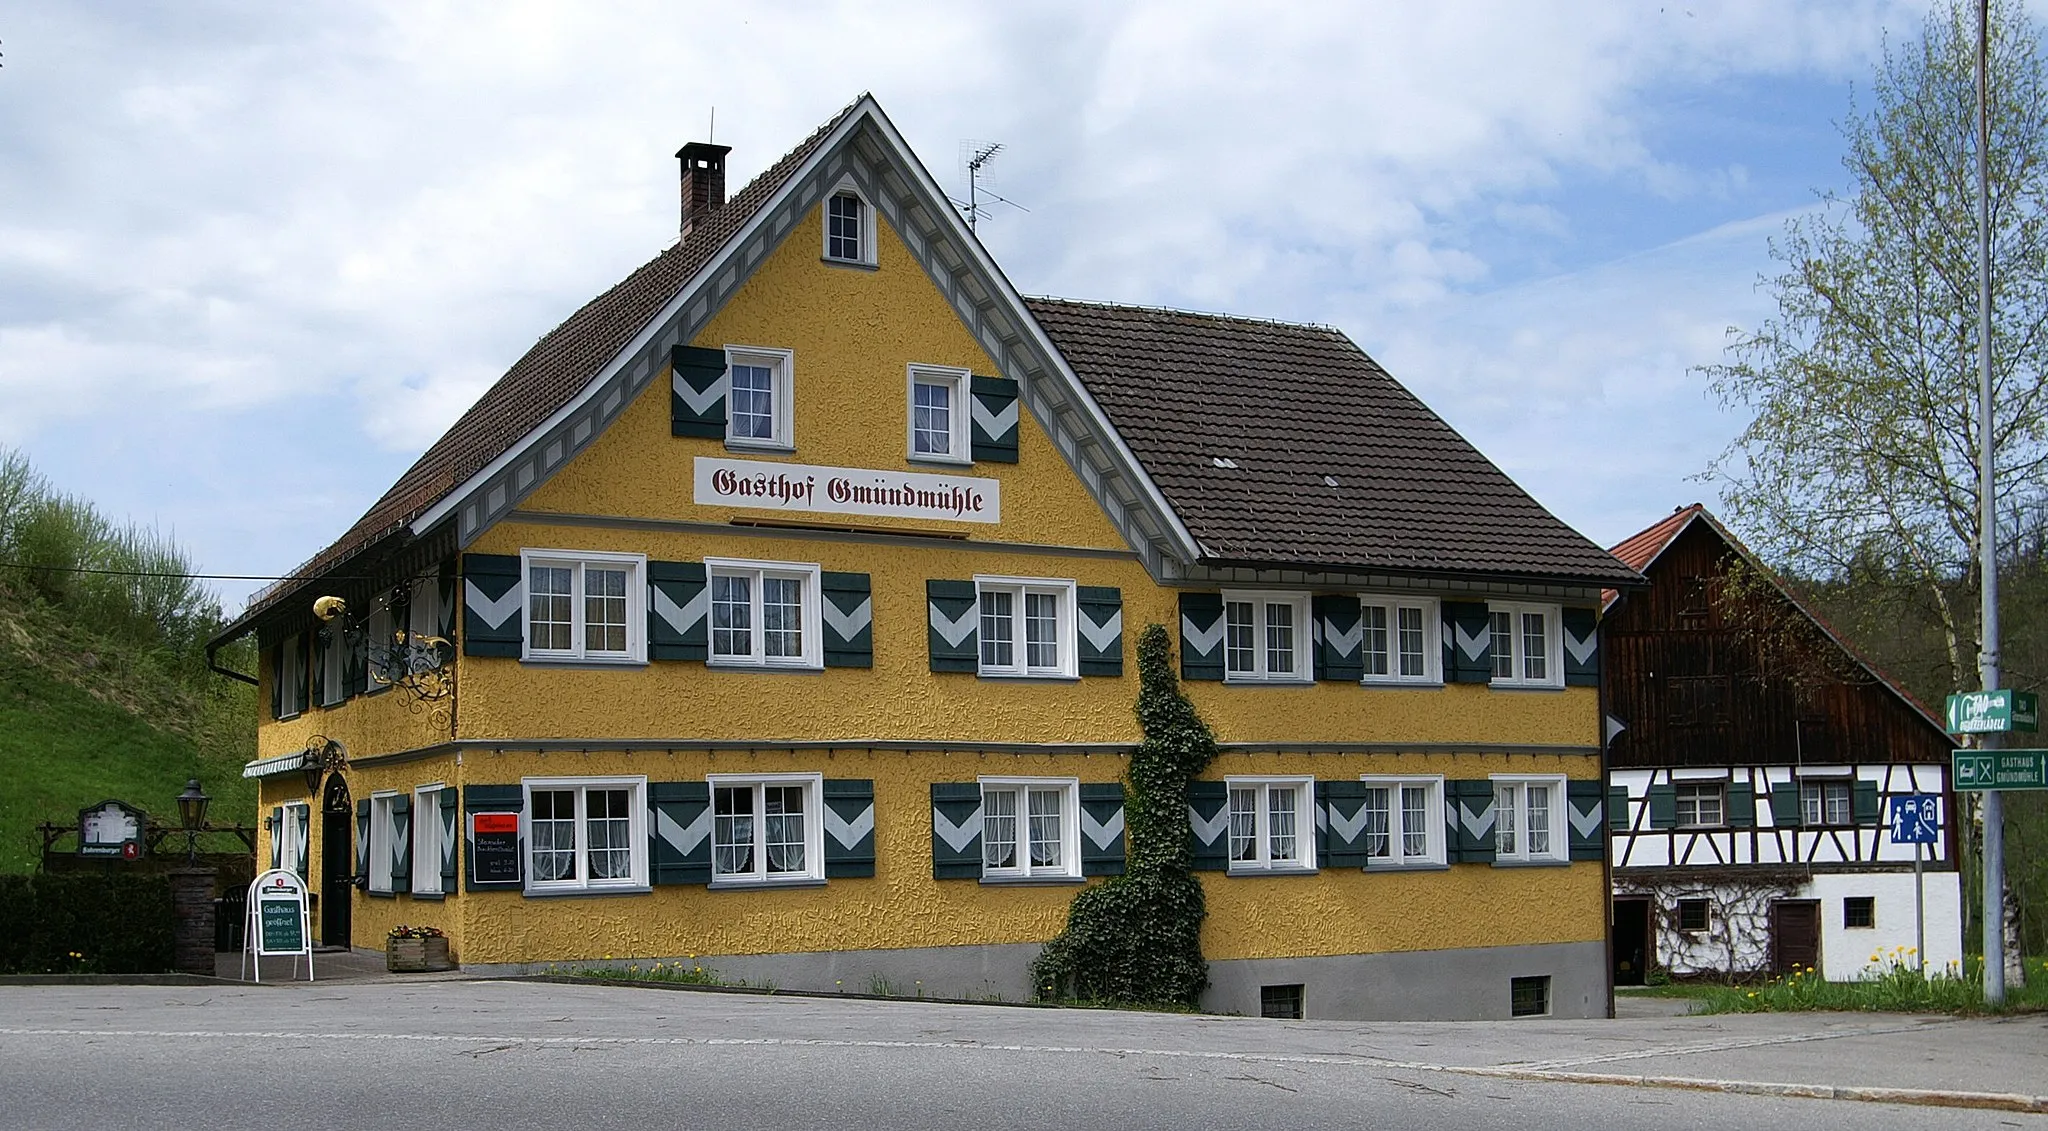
[
  {"left": 1566, "top": 780, "right": 1604, "bottom": 861},
  {"left": 462, "top": 784, "right": 525, "bottom": 892},
  {"left": 343, "top": 624, "right": 368, "bottom": 699},
  {"left": 293, "top": 807, "right": 310, "bottom": 883},
  {"left": 968, "top": 375, "right": 1019, "bottom": 463},
  {"left": 927, "top": 580, "right": 978, "bottom": 672},
  {"left": 649, "top": 781, "right": 712, "bottom": 885},
  {"left": 1319, "top": 780, "right": 1373, "bottom": 868},
  {"left": 1608, "top": 786, "right": 1631, "bottom": 832},
  {"left": 1080, "top": 783, "right": 1126, "bottom": 876},
  {"left": 822, "top": 573, "right": 874, "bottom": 668},
  {"left": 1445, "top": 780, "right": 1497, "bottom": 863},
  {"left": 670, "top": 344, "right": 729, "bottom": 438},
  {"left": 1562, "top": 606, "right": 1599, "bottom": 687},
  {"left": 354, "top": 799, "right": 371, "bottom": 883},
  {"left": 1852, "top": 780, "right": 1880, "bottom": 825},
  {"left": 439, "top": 787, "right": 459, "bottom": 892},
  {"left": 293, "top": 634, "right": 311, "bottom": 715},
  {"left": 1314, "top": 595, "right": 1363, "bottom": 682},
  {"left": 1187, "top": 780, "right": 1230, "bottom": 870},
  {"left": 1727, "top": 782, "right": 1757, "bottom": 828},
  {"left": 389, "top": 794, "right": 411, "bottom": 893},
  {"left": 269, "top": 806, "right": 283, "bottom": 870},
  {"left": 649, "top": 560, "right": 709, "bottom": 661},
  {"left": 1179, "top": 592, "right": 1225, "bottom": 681},
  {"left": 462, "top": 553, "right": 523, "bottom": 658},
  {"left": 269, "top": 645, "right": 285, "bottom": 720},
  {"left": 1077, "top": 587, "right": 1123, "bottom": 677},
  {"left": 1443, "top": 601, "right": 1492, "bottom": 683},
  {"left": 823, "top": 779, "right": 876, "bottom": 878},
  {"left": 931, "top": 782, "right": 983, "bottom": 879},
  {"left": 1770, "top": 781, "right": 1803, "bottom": 827},
  {"left": 1646, "top": 783, "right": 1677, "bottom": 830}
]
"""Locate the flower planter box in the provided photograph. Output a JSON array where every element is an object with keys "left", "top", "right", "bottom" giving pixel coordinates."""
[{"left": 386, "top": 935, "right": 453, "bottom": 972}]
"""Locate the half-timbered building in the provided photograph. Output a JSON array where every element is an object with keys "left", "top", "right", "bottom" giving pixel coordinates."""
[{"left": 1603, "top": 505, "right": 1961, "bottom": 982}]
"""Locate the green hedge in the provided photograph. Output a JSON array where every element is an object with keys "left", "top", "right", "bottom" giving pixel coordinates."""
[{"left": 0, "top": 872, "right": 175, "bottom": 973}]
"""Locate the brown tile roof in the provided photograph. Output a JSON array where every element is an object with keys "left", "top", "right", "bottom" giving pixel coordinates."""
[
  {"left": 1609, "top": 502, "right": 1703, "bottom": 573},
  {"left": 1025, "top": 298, "right": 1644, "bottom": 588},
  {"left": 228, "top": 99, "right": 861, "bottom": 632}
]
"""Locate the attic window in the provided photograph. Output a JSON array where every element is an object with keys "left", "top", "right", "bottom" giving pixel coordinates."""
[
  {"left": 823, "top": 177, "right": 877, "bottom": 267},
  {"left": 1211, "top": 457, "right": 1240, "bottom": 469}
]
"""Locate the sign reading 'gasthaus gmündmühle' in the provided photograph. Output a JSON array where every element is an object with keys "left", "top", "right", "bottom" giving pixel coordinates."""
[{"left": 694, "top": 457, "right": 1001, "bottom": 524}]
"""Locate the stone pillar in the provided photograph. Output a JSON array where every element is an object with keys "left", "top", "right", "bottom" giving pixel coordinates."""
[{"left": 166, "top": 867, "right": 216, "bottom": 976}]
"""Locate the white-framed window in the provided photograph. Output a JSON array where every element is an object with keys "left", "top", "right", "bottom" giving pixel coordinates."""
[
  {"left": 1360, "top": 595, "right": 1440, "bottom": 683},
  {"left": 1488, "top": 601, "right": 1562, "bottom": 688},
  {"left": 1802, "top": 779, "right": 1853, "bottom": 826},
  {"left": 279, "top": 802, "right": 310, "bottom": 876},
  {"left": 1493, "top": 775, "right": 1568, "bottom": 863},
  {"left": 368, "top": 791, "right": 398, "bottom": 894},
  {"left": 1224, "top": 591, "right": 1311, "bottom": 683},
  {"left": 412, "top": 785, "right": 443, "bottom": 896},
  {"left": 709, "top": 773, "right": 824, "bottom": 885},
  {"left": 521, "top": 549, "right": 646, "bottom": 663},
  {"left": 1359, "top": 775, "right": 1445, "bottom": 866},
  {"left": 707, "top": 557, "right": 823, "bottom": 669},
  {"left": 980, "top": 777, "right": 1081, "bottom": 881},
  {"left": 1227, "top": 777, "right": 1315, "bottom": 872},
  {"left": 724, "top": 345, "right": 794, "bottom": 450},
  {"left": 1675, "top": 782, "right": 1726, "bottom": 828},
  {"left": 276, "top": 633, "right": 306, "bottom": 719},
  {"left": 823, "top": 179, "right": 876, "bottom": 266},
  {"left": 364, "top": 592, "right": 395, "bottom": 692},
  {"left": 320, "top": 622, "right": 347, "bottom": 706},
  {"left": 975, "top": 576, "right": 1078, "bottom": 678},
  {"left": 408, "top": 575, "right": 444, "bottom": 640},
  {"left": 907, "top": 364, "right": 971, "bottom": 464},
  {"left": 524, "top": 776, "right": 647, "bottom": 893}
]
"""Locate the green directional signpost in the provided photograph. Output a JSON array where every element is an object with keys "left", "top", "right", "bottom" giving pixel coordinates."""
[
  {"left": 1952, "top": 749, "right": 2048, "bottom": 791},
  {"left": 1945, "top": 689, "right": 2039, "bottom": 735}
]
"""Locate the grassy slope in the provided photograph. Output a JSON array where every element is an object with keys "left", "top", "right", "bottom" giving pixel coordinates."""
[{"left": 0, "top": 592, "right": 253, "bottom": 874}]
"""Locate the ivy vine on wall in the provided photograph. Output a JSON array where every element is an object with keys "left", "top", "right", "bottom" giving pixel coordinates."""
[{"left": 1032, "top": 623, "right": 1218, "bottom": 1006}]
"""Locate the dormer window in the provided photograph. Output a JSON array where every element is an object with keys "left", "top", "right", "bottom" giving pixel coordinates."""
[{"left": 823, "top": 179, "right": 876, "bottom": 266}]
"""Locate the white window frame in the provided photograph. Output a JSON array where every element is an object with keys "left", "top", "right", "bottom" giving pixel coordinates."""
[
  {"left": 1357, "top": 775, "right": 1446, "bottom": 867},
  {"left": 521, "top": 776, "right": 649, "bottom": 894},
  {"left": 978, "top": 776, "right": 1081, "bottom": 882},
  {"left": 368, "top": 791, "right": 398, "bottom": 894},
  {"left": 1491, "top": 774, "right": 1569, "bottom": 864},
  {"left": 705, "top": 557, "right": 824, "bottom": 670},
  {"left": 519, "top": 548, "right": 647, "bottom": 664},
  {"left": 1222, "top": 590, "right": 1312, "bottom": 684},
  {"left": 277, "top": 633, "right": 305, "bottom": 719},
  {"left": 319, "top": 622, "right": 347, "bottom": 706},
  {"left": 973, "top": 575, "right": 1078, "bottom": 679},
  {"left": 1801, "top": 779, "right": 1854, "bottom": 826},
  {"left": 279, "top": 802, "right": 310, "bottom": 876},
  {"left": 1674, "top": 781, "right": 1726, "bottom": 828},
  {"left": 822, "top": 176, "right": 877, "bottom": 266},
  {"left": 408, "top": 575, "right": 444, "bottom": 640},
  {"left": 723, "top": 344, "right": 795, "bottom": 451},
  {"left": 1225, "top": 776, "right": 1316, "bottom": 873},
  {"left": 708, "top": 772, "right": 825, "bottom": 887},
  {"left": 1487, "top": 601, "right": 1564, "bottom": 689},
  {"left": 906, "top": 363, "right": 971, "bottom": 465},
  {"left": 364, "top": 592, "right": 396, "bottom": 693},
  {"left": 1358, "top": 594, "right": 1441, "bottom": 684},
  {"left": 412, "top": 785, "right": 443, "bottom": 896}
]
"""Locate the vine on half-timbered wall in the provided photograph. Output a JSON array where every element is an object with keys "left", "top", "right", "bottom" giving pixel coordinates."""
[{"left": 1617, "top": 874, "right": 1802, "bottom": 978}]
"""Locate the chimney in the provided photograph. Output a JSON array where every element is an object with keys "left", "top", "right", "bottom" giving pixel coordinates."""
[{"left": 676, "top": 141, "right": 733, "bottom": 241}]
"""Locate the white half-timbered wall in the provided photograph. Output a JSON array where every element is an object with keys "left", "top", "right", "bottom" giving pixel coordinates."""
[{"left": 1609, "top": 763, "right": 1950, "bottom": 869}]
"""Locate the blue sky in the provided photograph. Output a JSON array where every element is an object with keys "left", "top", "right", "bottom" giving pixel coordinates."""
[{"left": 0, "top": 1, "right": 1961, "bottom": 609}]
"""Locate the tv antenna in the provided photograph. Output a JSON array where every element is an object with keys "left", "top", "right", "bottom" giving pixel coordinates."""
[{"left": 952, "top": 140, "right": 1028, "bottom": 231}]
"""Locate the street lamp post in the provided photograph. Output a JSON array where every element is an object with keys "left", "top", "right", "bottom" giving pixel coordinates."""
[{"left": 175, "top": 779, "right": 211, "bottom": 865}]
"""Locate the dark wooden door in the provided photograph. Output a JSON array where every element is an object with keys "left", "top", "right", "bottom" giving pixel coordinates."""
[
  {"left": 1611, "top": 897, "right": 1650, "bottom": 986},
  {"left": 1770, "top": 899, "right": 1821, "bottom": 975},
  {"left": 321, "top": 776, "right": 353, "bottom": 948}
]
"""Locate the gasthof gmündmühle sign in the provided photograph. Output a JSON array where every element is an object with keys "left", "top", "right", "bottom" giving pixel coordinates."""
[
  {"left": 694, "top": 457, "right": 1001, "bottom": 524},
  {"left": 1945, "top": 689, "right": 2039, "bottom": 734}
]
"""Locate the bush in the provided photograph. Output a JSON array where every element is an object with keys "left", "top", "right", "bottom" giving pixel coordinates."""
[{"left": 0, "top": 872, "right": 176, "bottom": 974}]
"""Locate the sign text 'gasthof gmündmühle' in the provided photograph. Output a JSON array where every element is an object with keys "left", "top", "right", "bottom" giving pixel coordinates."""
[{"left": 694, "top": 458, "right": 1000, "bottom": 524}]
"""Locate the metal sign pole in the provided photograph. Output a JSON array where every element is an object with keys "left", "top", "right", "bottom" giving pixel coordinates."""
[
  {"left": 1974, "top": 0, "right": 2009, "bottom": 1008},
  {"left": 1915, "top": 841, "right": 1926, "bottom": 974}
]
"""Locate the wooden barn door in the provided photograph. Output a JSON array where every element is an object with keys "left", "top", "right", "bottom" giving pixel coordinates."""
[{"left": 1770, "top": 900, "right": 1821, "bottom": 974}]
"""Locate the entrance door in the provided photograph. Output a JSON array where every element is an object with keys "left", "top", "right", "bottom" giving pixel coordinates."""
[
  {"left": 1770, "top": 899, "right": 1821, "bottom": 975},
  {"left": 321, "top": 776, "right": 353, "bottom": 948},
  {"left": 1611, "top": 897, "right": 1651, "bottom": 986}
]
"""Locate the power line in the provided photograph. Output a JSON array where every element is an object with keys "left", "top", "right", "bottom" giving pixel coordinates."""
[{"left": 0, "top": 562, "right": 372, "bottom": 583}]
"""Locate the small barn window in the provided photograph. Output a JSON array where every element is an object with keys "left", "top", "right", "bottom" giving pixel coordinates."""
[
  {"left": 1510, "top": 976, "right": 1550, "bottom": 1017},
  {"left": 1677, "top": 898, "right": 1711, "bottom": 933},
  {"left": 1844, "top": 897, "right": 1875, "bottom": 929}
]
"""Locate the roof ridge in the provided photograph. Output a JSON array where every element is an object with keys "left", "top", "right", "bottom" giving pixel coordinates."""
[{"left": 1025, "top": 294, "right": 1341, "bottom": 334}]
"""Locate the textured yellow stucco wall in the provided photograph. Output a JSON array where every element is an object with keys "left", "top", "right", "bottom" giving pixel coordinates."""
[{"left": 254, "top": 658, "right": 451, "bottom": 761}]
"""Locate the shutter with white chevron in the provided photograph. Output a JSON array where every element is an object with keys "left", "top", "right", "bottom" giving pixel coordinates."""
[
  {"left": 670, "top": 344, "right": 729, "bottom": 438},
  {"left": 822, "top": 573, "right": 874, "bottom": 668},
  {"left": 931, "top": 782, "right": 983, "bottom": 879},
  {"left": 293, "top": 806, "right": 310, "bottom": 883},
  {"left": 1562, "top": 606, "right": 1599, "bottom": 686},
  {"left": 927, "top": 580, "right": 978, "bottom": 672},
  {"left": 1077, "top": 586, "right": 1123, "bottom": 677},
  {"left": 1566, "top": 780, "right": 1604, "bottom": 861},
  {"left": 438, "top": 787, "right": 459, "bottom": 892},
  {"left": 1178, "top": 592, "right": 1225, "bottom": 681},
  {"left": 354, "top": 799, "right": 371, "bottom": 881},
  {"left": 1442, "top": 601, "right": 1492, "bottom": 684},
  {"left": 390, "top": 793, "right": 411, "bottom": 894},
  {"left": 649, "top": 560, "right": 709, "bottom": 661},
  {"left": 461, "top": 553, "right": 523, "bottom": 658},
  {"left": 1445, "top": 779, "right": 1497, "bottom": 863},
  {"left": 1317, "top": 780, "right": 1372, "bottom": 868},
  {"left": 1187, "top": 780, "right": 1230, "bottom": 870},
  {"left": 1079, "top": 783, "right": 1126, "bottom": 876},
  {"left": 268, "top": 806, "right": 283, "bottom": 870},
  {"left": 1313, "top": 595, "right": 1363, "bottom": 682},
  {"left": 823, "top": 779, "right": 876, "bottom": 878},
  {"left": 649, "top": 781, "right": 712, "bottom": 885},
  {"left": 968, "top": 375, "right": 1019, "bottom": 463}
]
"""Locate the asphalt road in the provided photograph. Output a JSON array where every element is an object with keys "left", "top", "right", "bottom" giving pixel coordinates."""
[{"left": 1, "top": 981, "right": 2040, "bottom": 1130}]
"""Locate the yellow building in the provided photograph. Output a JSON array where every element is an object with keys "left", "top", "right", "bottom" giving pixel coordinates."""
[{"left": 212, "top": 94, "right": 1642, "bottom": 1021}]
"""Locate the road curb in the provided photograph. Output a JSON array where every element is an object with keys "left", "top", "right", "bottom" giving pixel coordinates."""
[{"left": 1449, "top": 1066, "right": 2048, "bottom": 1115}]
